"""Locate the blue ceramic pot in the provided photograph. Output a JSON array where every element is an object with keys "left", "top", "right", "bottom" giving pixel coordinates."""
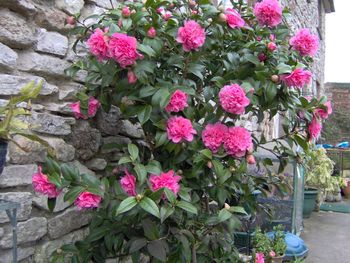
[{"left": 0, "top": 140, "right": 8, "bottom": 175}]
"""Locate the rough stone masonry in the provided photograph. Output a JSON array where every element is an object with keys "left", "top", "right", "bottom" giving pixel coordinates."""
[{"left": 0, "top": 0, "right": 329, "bottom": 262}]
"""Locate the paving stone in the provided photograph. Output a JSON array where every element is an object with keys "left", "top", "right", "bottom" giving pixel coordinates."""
[
  {"left": 30, "top": 112, "right": 75, "bottom": 136},
  {"left": 0, "top": 217, "right": 47, "bottom": 248},
  {"left": 0, "top": 192, "right": 32, "bottom": 223},
  {"left": 0, "top": 42, "right": 17, "bottom": 71},
  {"left": 47, "top": 207, "right": 92, "bottom": 239},
  {"left": 0, "top": 164, "right": 37, "bottom": 188},
  {"left": 0, "top": 8, "right": 35, "bottom": 48},
  {"left": 35, "top": 28, "right": 68, "bottom": 57},
  {"left": 0, "top": 74, "right": 58, "bottom": 96},
  {"left": 17, "top": 51, "right": 71, "bottom": 78}
]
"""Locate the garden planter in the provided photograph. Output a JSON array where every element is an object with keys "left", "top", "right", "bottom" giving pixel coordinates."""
[
  {"left": 234, "top": 231, "right": 255, "bottom": 251},
  {"left": 270, "top": 254, "right": 285, "bottom": 263},
  {"left": 0, "top": 140, "right": 7, "bottom": 176},
  {"left": 303, "top": 188, "right": 318, "bottom": 218},
  {"left": 342, "top": 182, "right": 350, "bottom": 199}
]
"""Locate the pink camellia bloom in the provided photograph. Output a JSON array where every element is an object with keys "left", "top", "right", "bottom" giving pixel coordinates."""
[
  {"left": 167, "top": 116, "right": 197, "bottom": 143},
  {"left": 225, "top": 8, "right": 245, "bottom": 29},
  {"left": 108, "top": 33, "right": 142, "bottom": 68},
  {"left": 202, "top": 123, "right": 228, "bottom": 153},
  {"left": 69, "top": 101, "right": 87, "bottom": 119},
  {"left": 87, "top": 28, "right": 110, "bottom": 61},
  {"left": 147, "top": 27, "right": 157, "bottom": 38},
  {"left": 255, "top": 252, "right": 265, "bottom": 263},
  {"left": 32, "top": 166, "right": 61, "bottom": 198},
  {"left": 163, "top": 12, "right": 172, "bottom": 21},
  {"left": 122, "top": 6, "right": 131, "bottom": 17},
  {"left": 120, "top": 170, "right": 137, "bottom": 196},
  {"left": 253, "top": 0, "right": 282, "bottom": 27},
  {"left": 308, "top": 116, "right": 322, "bottom": 141},
  {"left": 267, "top": 42, "right": 277, "bottom": 51},
  {"left": 269, "top": 251, "right": 276, "bottom": 257},
  {"left": 127, "top": 70, "right": 138, "bottom": 84},
  {"left": 149, "top": 170, "right": 181, "bottom": 196},
  {"left": 224, "top": 126, "right": 253, "bottom": 158},
  {"left": 176, "top": 20, "right": 206, "bottom": 52},
  {"left": 315, "top": 101, "right": 332, "bottom": 119},
  {"left": 219, "top": 84, "right": 250, "bottom": 115},
  {"left": 88, "top": 96, "right": 100, "bottom": 117},
  {"left": 165, "top": 90, "right": 188, "bottom": 112},
  {"left": 290, "top": 28, "right": 319, "bottom": 57},
  {"left": 282, "top": 68, "right": 312, "bottom": 89},
  {"left": 74, "top": 191, "right": 102, "bottom": 210}
]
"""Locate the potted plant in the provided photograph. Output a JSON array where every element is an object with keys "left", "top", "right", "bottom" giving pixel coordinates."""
[
  {"left": 341, "top": 178, "right": 350, "bottom": 198},
  {"left": 0, "top": 81, "right": 43, "bottom": 175},
  {"left": 303, "top": 147, "right": 334, "bottom": 217}
]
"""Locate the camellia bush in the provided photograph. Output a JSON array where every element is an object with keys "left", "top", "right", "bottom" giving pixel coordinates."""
[{"left": 32, "top": 0, "right": 332, "bottom": 262}]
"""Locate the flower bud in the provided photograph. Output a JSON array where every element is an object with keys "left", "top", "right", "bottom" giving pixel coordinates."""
[
  {"left": 224, "top": 203, "right": 231, "bottom": 210},
  {"left": 168, "top": 3, "right": 175, "bottom": 10},
  {"left": 207, "top": 161, "right": 213, "bottom": 169},
  {"left": 207, "top": 18, "right": 213, "bottom": 23},
  {"left": 258, "top": 53, "right": 267, "bottom": 62},
  {"left": 189, "top": 0, "right": 197, "bottom": 8},
  {"left": 271, "top": 75, "right": 279, "bottom": 83},
  {"left": 56, "top": 248, "right": 63, "bottom": 254},
  {"left": 269, "top": 34, "right": 276, "bottom": 41},
  {"left": 142, "top": 0, "right": 147, "bottom": 4},
  {"left": 66, "top": 16, "right": 76, "bottom": 25},
  {"left": 229, "top": 166, "right": 236, "bottom": 172},
  {"left": 136, "top": 194, "right": 143, "bottom": 202},
  {"left": 218, "top": 6, "right": 225, "bottom": 12},
  {"left": 177, "top": 169, "right": 183, "bottom": 175},
  {"left": 157, "top": 7, "right": 164, "bottom": 14},
  {"left": 122, "top": 6, "right": 131, "bottom": 17},
  {"left": 267, "top": 42, "right": 277, "bottom": 52},
  {"left": 218, "top": 13, "right": 227, "bottom": 23},
  {"left": 163, "top": 12, "right": 172, "bottom": 21},
  {"left": 192, "top": 10, "right": 198, "bottom": 15},
  {"left": 112, "top": 167, "right": 119, "bottom": 175},
  {"left": 246, "top": 154, "right": 256, "bottom": 165},
  {"left": 141, "top": 7, "right": 147, "bottom": 12},
  {"left": 131, "top": 9, "right": 136, "bottom": 15},
  {"left": 147, "top": 27, "right": 157, "bottom": 38},
  {"left": 127, "top": 70, "right": 137, "bottom": 84}
]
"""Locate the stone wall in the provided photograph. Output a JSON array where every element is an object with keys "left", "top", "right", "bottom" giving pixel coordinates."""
[{"left": 0, "top": 1, "right": 141, "bottom": 262}]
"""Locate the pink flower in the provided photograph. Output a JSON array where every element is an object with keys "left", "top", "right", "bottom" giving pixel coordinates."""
[
  {"left": 163, "top": 12, "right": 172, "bottom": 21},
  {"left": 290, "top": 28, "right": 319, "bottom": 57},
  {"left": 87, "top": 28, "right": 110, "bottom": 61},
  {"left": 308, "top": 116, "right": 322, "bottom": 141},
  {"left": 255, "top": 252, "right": 265, "bottom": 263},
  {"left": 253, "top": 0, "right": 282, "bottom": 27},
  {"left": 202, "top": 123, "right": 228, "bottom": 153},
  {"left": 157, "top": 7, "right": 164, "bottom": 14},
  {"left": 269, "top": 251, "right": 276, "bottom": 257},
  {"left": 269, "top": 34, "right": 276, "bottom": 41},
  {"left": 108, "top": 33, "right": 142, "bottom": 68},
  {"left": 219, "top": 84, "right": 250, "bottom": 115},
  {"left": 165, "top": 90, "right": 188, "bottom": 112},
  {"left": 74, "top": 191, "right": 102, "bottom": 210},
  {"left": 147, "top": 27, "right": 157, "bottom": 38},
  {"left": 176, "top": 20, "right": 206, "bottom": 52},
  {"left": 192, "top": 10, "right": 198, "bottom": 15},
  {"left": 167, "top": 116, "right": 197, "bottom": 143},
  {"left": 66, "top": 16, "right": 75, "bottom": 25},
  {"left": 258, "top": 53, "right": 267, "bottom": 62},
  {"left": 69, "top": 101, "right": 87, "bottom": 119},
  {"left": 120, "top": 170, "right": 136, "bottom": 196},
  {"left": 32, "top": 166, "right": 61, "bottom": 198},
  {"left": 225, "top": 8, "right": 245, "bottom": 29},
  {"left": 267, "top": 42, "right": 277, "bottom": 51},
  {"left": 224, "top": 126, "right": 253, "bottom": 158},
  {"left": 127, "top": 70, "right": 138, "bottom": 84},
  {"left": 150, "top": 170, "right": 181, "bottom": 196},
  {"left": 282, "top": 68, "right": 312, "bottom": 89},
  {"left": 88, "top": 96, "right": 100, "bottom": 117},
  {"left": 122, "top": 6, "right": 131, "bottom": 17},
  {"left": 246, "top": 154, "right": 256, "bottom": 164},
  {"left": 315, "top": 101, "right": 332, "bottom": 119}
]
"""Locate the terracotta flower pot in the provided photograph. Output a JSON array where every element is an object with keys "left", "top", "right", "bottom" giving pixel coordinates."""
[
  {"left": 271, "top": 254, "right": 285, "bottom": 263},
  {"left": 342, "top": 182, "right": 350, "bottom": 199}
]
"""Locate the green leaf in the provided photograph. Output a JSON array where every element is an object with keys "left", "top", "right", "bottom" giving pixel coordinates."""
[
  {"left": 176, "top": 201, "right": 198, "bottom": 215},
  {"left": 155, "top": 131, "right": 168, "bottom": 148},
  {"left": 129, "top": 238, "right": 148, "bottom": 253},
  {"left": 160, "top": 205, "right": 174, "bottom": 223},
  {"left": 276, "top": 63, "right": 292, "bottom": 74},
  {"left": 138, "top": 43, "right": 156, "bottom": 57},
  {"left": 145, "top": 162, "right": 162, "bottom": 175},
  {"left": 47, "top": 198, "right": 56, "bottom": 212},
  {"left": 87, "top": 226, "right": 111, "bottom": 242},
  {"left": 60, "top": 164, "right": 78, "bottom": 181},
  {"left": 218, "top": 209, "right": 232, "bottom": 222},
  {"left": 134, "top": 163, "right": 147, "bottom": 185},
  {"left": 116, "top": 196, "right": 138, "bottom": 215},
  {"left": 245, "top": 54, "right": 260, "bottom": 66},
  {"left": 147, "top": 240, "right": 167, "bottom": 262},
  {"left": 64, "top": 186, "right": 85, "bottom": 204},
  {"left": 118, "top": 156, "right": 132, "bottom": 165},
  {"left": 164, "top": 188, "right": 176, "bottom": 204},
  {"left": 200, "top": 149, "right": 212, "bottom": 160},
  {"left": 294, "top": 134, "right": 309, "bottom": 152},
  {"left": 188, "top": 63, "right": 205, "bottom": 80},
  {"left": 138, "top": 105, "right": 152, "bottom": 125},
  {"left": 229, "top": 206, "right": 247, "bottom": 215},
  {"left": 128, "top": 144, "right": 139, "bottom": 161},
  {"left": 139, "top": 197, "right": 160, "bottom": 218}
]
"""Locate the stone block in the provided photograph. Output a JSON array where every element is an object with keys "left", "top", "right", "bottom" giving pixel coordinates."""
[
  {"left": 34, "top": 228, "right": 89, "bottom": 263},
  {"left": 0, "top": 74, "right": 58, "bottom": 96},
  {"left": 55, "top": 0, "right": 84, "bottom": 15},
  {"left": 0, "top": 246, "right": 35, "bottom": 263},
  {"left": 58, "top": 82, "right": 84, "bottom": 100},
  {"left": 0, "top": 192, "right": 32, "bottom": 223},
  {"left": 68, "top": 160, "right": 96, "bottom": 176},
  {"left": 0, "top": 0, "right": 37, "bottom": 16},
  {"left": 33, "top": 191, "right": 71, "bottom": 213},
  {"left": 43, "top": 102, "right": 72, "bottom": 114},
  {"left": 70, "top": 121, "right": 101, "bottom": 160},
  {"left": 30, "top": 112, "right": 75, "bottom": 136},
  {"left": 0, "top": 228, "right": 3, "bottom": 238},
  {"left": 102, "top": 136, "right": 131, "bottom": 154},
  {"left": 85, "top": 158, "right": 107, "bottom": 171},
  {"left": 0, "top": 8, "right": 35, "bottom": 48},
  {"left": 47, "top": 207, "right": 92, "bottom": 239},
  {"left": 66, "top": 39, "right": 88, "bottom": 63},
  {"left": 35, "top": 7, "right": 68, "bottom": 33},
  {"left": 0, "top": 164, "right": 37, "bottom": 188},
  {"left": 96, "top": 106, "right": 122, "bottom": 136},
  {"left": 17, "top": 51, "right": 71, "bottom": 78},
  {"left": 120, "top": 120, "right": 144, "bottom": 139},
  {"left": 40, "top": 136, "right": 75, "bottom": 162},
  {"left": 0, "top": 42, "right": 17, "bottom": 71},
  {"left": 88, "top": 0, "right": 117, "bottom": 9},
  {"left": 0, "top": 217, "right": 47, "bottom": 248},
  {"left": 35, "top": 29, "right": 68, "bottom": 57},
  {"left": 81, "top": 4, "right": 105, "bottom": 26}
]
